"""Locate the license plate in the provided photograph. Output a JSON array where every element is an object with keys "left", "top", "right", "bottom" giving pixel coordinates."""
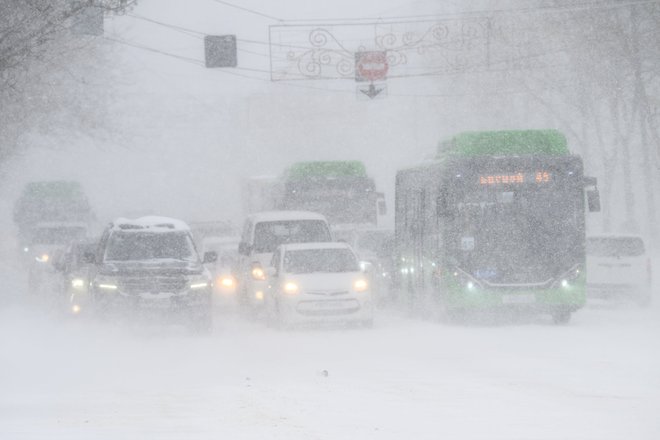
[{"left": 501, "top": 294, "right": 535, "bottom": 304}]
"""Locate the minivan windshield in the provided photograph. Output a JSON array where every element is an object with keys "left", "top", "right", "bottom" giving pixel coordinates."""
[
  {"left": 104, "top": 231, "right": 197, "bottom": 262},
  {"left": 586, "top": 236, "right": 645, "bottom": 257},
  {"left": 253, "top": 220, "right": 331, "bottom": 253}
]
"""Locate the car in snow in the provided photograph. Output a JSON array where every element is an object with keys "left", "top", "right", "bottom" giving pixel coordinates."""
[
  {"left": 264, "top": 242, "right": 374, "bottom": 328},
  {"left": 332, "top": 226, "right": 395, "bottom": 305},
  {"left": 237, "top": 211, "right": 333, "bottom": 310},
  {"left": 586, "top": 234, "right": 652, "bottom": 306},
  {"left": 24, "top": 221, "right": 91, "bottom": 295},
  {"left": 52, "top": 240, "right": 97, "bottom": 315},
  {"left": 200, "top": 235, "right": 241, "bottom": 305},
  {"left": 87, "top": 216, "right": 217, "bottom": 332}
]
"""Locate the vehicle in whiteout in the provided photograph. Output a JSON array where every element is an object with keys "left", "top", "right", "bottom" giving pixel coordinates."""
[
  {"left": 586, "top": 234, "right": 652, "bottom": 306},
  {"left": 242, "top": 161, "right": 387, "bottom": 227},
  {"left": 237, "top": 211, "right": 333, "bottom": 310},
  {"left": 395, "top": 129, "right": 601, "bottom": 323},
  {"left": 333, "top": 226, "right": 395, "bottom": 305},
  {"left": 264, "top": 242, "right": 374, "bottom": 327},
  {"left": 201, "top": 235, "right": 241, "bottom": 305},
  {"left": 14, "top": 181, "right": 94, "bottom": 258},
  {"left": 53, "top": 240, "right": 97, "bottom": 315},
  {"left": 88, "top": 217, "right": 216, "bottom": 333},
  {"left": 25, "top": 221, "right": 91, "bottom": 295}
]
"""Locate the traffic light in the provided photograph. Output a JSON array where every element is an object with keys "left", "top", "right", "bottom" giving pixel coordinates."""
[{"left": 204, "top": 35, "right": 237, "bottom": 68}]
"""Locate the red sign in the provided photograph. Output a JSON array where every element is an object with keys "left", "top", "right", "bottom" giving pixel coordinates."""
[{"left": 355, "top": 51, "right": 388, "bottom": 82}]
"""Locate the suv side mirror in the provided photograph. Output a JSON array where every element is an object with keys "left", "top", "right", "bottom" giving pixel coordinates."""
[
  {"left": 238, "top": 242, "right": 252, "bottom": 256},
  {"left": 203, "top": 251, "right": 218, "bottom": 264}
]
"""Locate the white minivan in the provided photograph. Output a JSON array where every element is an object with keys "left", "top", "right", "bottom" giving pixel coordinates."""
[
  {"left": 586, "top": 234, "right": 652, "bottom": 306},
  {"left": 237, "top": 211, "right": 333, "bottom": 309}
]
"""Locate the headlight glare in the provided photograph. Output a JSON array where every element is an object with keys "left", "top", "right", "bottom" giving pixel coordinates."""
[
  {"left": 354, "top": 278, "right": 369, "bottom": 292},
  {"left": 283, "top": 281, "right": 299, "bottom": 294},
  {"left": 251, "top": 265, "right": 266, "bottom": 280}
]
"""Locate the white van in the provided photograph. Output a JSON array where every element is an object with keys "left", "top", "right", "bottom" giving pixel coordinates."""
[
  {"left": 586, "top": 234, "right": 652, "bottom": 306},
  {"left": 237, "top": 211, "right": 332, "bottom": 309}
]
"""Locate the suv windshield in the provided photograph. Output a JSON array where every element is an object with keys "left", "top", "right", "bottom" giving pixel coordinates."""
[
  {"left": 253, "top": 220, "right": 331, "bottom": 253},
  {"left": 586, "top": 237, "right": 645, "bottom": 257},
  {"left": 284, "top": 248, "right": 358, "bottom": 273},
  {"left": 104, "top": 231, "right": 197, "bottom": 262}
]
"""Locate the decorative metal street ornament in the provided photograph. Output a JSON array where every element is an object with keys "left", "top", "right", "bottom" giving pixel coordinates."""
[{"left": 269, "top": 16, "right": 549, "bottom": 82}]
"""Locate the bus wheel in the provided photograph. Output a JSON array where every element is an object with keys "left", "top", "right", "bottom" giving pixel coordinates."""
[{"left": 552, "top": 309, "right": 571, "bottom": 325}]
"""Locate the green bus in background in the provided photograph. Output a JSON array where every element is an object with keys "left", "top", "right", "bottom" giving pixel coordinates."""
[
  {"left": 281, "top": 161, "right": 387, "bottom": 227},
  {"left": 394, "top": 130, "right": 601, "bottom": 323}
]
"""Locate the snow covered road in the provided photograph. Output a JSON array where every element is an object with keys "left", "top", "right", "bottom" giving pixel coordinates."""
[{"left": 1, "top": 298, "right": 658, "bottom": 440}]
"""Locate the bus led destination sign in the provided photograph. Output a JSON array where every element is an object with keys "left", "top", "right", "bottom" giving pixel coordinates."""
[{"left": 479, "top": 171, "right": 551, "bottom": 185}]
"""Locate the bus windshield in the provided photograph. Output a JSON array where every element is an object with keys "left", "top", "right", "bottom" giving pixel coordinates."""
[
  {"left": 253, "top": 220, "right": 331, "bottom": 254},
  {"left": 448, "top": 183, "right": 582, "bottom": 284},
  {"left": 283, "top": 177, "right": 376, "bottom": 224}
]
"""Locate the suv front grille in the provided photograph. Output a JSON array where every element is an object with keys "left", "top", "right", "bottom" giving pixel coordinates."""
[{"left": 119, "top": 276, "right": 188, "bottom": 294}]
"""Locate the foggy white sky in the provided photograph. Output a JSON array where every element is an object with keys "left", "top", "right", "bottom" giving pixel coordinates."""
[{"left": 0, "top": 0, "right": 641, "bottom": 236}]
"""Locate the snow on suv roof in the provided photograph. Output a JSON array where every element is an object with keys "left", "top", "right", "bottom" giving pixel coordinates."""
[
  {"left": 248, "top": 211, "right": 328, "bottom": 222},
  {"left": 279, "top": 242, "right": 352, "bottom": 252},
  {"left": 111, "top": 216, "right": 190, "bottom": 232}
]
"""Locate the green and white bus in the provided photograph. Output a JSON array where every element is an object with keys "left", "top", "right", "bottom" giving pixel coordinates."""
[
  {"left": 280, "top": 161, "right": 387, "bottom": 227},
  {"left": 394, "top": 130, "right": 600, "bottom": 323}
]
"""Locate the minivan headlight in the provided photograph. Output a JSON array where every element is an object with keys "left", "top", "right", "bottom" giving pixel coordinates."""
[{"left": 353, "top": 278, "right": 369, "bottom": 292}]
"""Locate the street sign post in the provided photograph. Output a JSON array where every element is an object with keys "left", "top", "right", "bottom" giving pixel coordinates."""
[{"left": 356, "top": 83, "right": 387, "bottom": 100}]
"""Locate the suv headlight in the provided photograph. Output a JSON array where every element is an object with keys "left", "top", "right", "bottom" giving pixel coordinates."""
[
  {"left": 189, "top": 276, "right": 211, "bottom": 290},
  {"left": 94, "top": 276, "right": 118, "bottom": 291}
]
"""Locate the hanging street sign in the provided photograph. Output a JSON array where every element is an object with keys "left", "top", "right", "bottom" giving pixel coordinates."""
[
  {"left": 355, "top": 51, "right": 388, "bottom": 82},
  {"left": 357, "top": 82, "right": 387, "bottom": 100}
]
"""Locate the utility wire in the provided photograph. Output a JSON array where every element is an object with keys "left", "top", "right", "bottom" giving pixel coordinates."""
[
  {"left": 209, "top": 0, "right": 282, "bottom": 22},
  {"left": 277, "top": 0, "right": 660, "bottom": 24}
]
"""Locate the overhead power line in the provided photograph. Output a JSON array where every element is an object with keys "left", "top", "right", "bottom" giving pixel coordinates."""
[{"left": 209, "top": 0, "right": 283, "bottom": 22}]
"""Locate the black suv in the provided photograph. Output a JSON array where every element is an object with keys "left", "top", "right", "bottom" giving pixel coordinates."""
[{"left": 88, "top": 217, "right": 216, "bottom": 332}]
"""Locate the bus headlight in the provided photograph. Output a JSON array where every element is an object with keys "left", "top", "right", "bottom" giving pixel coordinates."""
[
  {"left": 452, "top": 268, "right": 482, "bottom": 291},
  {"left": 553, "top": 265, "right": 583, "bottom": 289}
]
